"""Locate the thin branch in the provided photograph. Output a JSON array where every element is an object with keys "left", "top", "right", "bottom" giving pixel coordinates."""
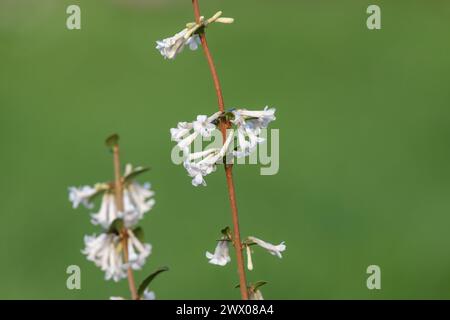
[{"left": 191, "top": 0, "right": 249, "bottom": 300}]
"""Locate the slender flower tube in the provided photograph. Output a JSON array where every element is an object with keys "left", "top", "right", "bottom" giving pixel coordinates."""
[
  {"left": 246, "top": 245, "right": 254, "bottom": 271},
  {"left": 249, "top": 289, "right": 264, "bottom": 300},
  {"left": 69, "top": 185, "right": 98, "bottom": 209},
  {"left": 247, "top": 236, "right": 286, "bottom": 258},
  {"left": 126, "top": 229, "right": 152, "bottom": 270}
]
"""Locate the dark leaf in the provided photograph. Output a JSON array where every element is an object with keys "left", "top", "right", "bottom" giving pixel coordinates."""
[
  {"left": 252, "top": 281, "right": 268, "bottom": 291},
  {"left": 124, "top": 166, "right": 151, "bottom": 182},
  {"left": 221, "top": 226, "right": 231, "bottom": 239},
  {"left": 105, "top": 134, "right": 119, "bottom": 148},
  {"left": 133, "top": 227, "right": 144, "bottom": 242},
  {"left": 138, "top": 267, "right": 169, "bottom": 297},
  {"left": 108, "top": 218, "right": 124, "bottom": 234}
]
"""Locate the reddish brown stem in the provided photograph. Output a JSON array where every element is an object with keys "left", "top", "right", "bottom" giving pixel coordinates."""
[
  {"left": 112, "top": 144, "right": 139, "bottom": 300},
  {"left": 191, "top": 0, "right": 249, "bottom": 300}
]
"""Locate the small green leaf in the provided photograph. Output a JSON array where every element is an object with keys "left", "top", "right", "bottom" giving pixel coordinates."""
[
  {"left": 105, "top": 134, "right": 119, "bottom": 148},
  {"left": 224, "top": 111, "right": 235, "bottom": 122},
  {"left": 133, "top": 227, "right": 144, "bottom": 242},
  {"left": 193, "top": 25, "right": 206, "bottom": 35},
  {"left": 252, "top": 281, "right": 268, "bottom": 291},
  {"left": 108, "top": 218, "right": 124, "bottom": 234},
  {"left": 124, "top": 166, "right": 151, "bottom": 182},
  {"left": 235, "top": 281, "right": 267, "bottom": 291},
  {"left": 138, "top": 267, "right": 169, "bottom": 297},
  {"left": 221, "top": 226, "right": 231, "bottom": 239}
]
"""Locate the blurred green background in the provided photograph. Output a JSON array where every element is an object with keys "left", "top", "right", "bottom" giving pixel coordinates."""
[{"left": 1, "top": 0, "right": 450, "bottom": 299}]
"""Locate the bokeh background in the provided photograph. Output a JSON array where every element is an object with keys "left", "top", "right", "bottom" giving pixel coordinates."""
[{"left": 1, "top": 0, "right": 450, "bottom": 299}]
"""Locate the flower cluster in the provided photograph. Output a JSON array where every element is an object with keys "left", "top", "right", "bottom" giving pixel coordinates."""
[
  {"left": 156, "top": 28, "right": 201, "bottom": 60},
  {"left": 170, "top": 107, "right": 276, "bottom": 186},
  {"left": 69, "top": 164, "right": 155, "bottom": 283},
  {"left": 156, "top": 11, "right": 234, "bottom": 60},
  {"left": 206, "top": 232, "right": 286, "bottom": 271}
]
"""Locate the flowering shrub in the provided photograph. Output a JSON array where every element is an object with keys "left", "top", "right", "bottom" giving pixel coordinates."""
[{"left": 69, "top": 134, "right": 167, "bottom": 300}]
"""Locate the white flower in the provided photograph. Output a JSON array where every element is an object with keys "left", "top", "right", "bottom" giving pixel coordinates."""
[
  {"left": 68, "top": 185, "right": 98, "bottom": 209},
  {"left": 183, "top": 160, "right": 214, "bottom": 187},
  {"left": 110, "top": 289, "right": 155, "bottom": 300},
  {"left": 90, "top": 192, "right": 121, "bottom": 229},
  {"left": 249, "top": 289, "right": 264, "bottom": 300},
  {"left": 83, "top": 231, "right": 152, "bottom": 282},
  {"left": 156, "top": 28, "right": 200, "bottom": 60},
  {"left": 90, "top": 165, "right": 155, "bottom": 229},
  {"left": 82, "top": 233, "right": 126, "bottom": 282},
  {"left": 246, "top": 245, "right": 254, "bottom": 271},
  {"left": 126, "top": 229, "right": 152, "bottom": 270},
  {"left": 206, "top": 237, "right": 231, "bottom": 266},
  {"left": 170, "top": 122, "right": 192, "bottom": 142},
  {"left": 231, "top": 107, "right": 276, "bottom": 158},
  {"left": 233, "top": 106, "right": 276, "bottom": 129},
  {"left": 170, "top": 112, "right": 220, "bottom": 154},
  {"left": 193, "top": 115, "right": 216, "bottom": 137},
  {"left": 123, "top": 182, "right": 155, "bottom": 226},
  {"left": 247, "top": 236, "right": 286, "bottom": 258},
  {"left": 183, "top": 129, "right": 234, "bottom": 186},
  {"left": 234, "top": 126, "right": 264, "bottom": 158},
  {"left": 142, "top": 290, "right": 156, "bottom": 300}
]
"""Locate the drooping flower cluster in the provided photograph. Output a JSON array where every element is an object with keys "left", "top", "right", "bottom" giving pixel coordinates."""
[
  {"left": 69, "top": 164, "right": 154, "bottom": 282},
  {"left": 206, "top": 231, "right": 286, "bottom": 270},
  {"left": 170, "top": 107, "right": 276, "bottom": 186},
  {"left": 156, "top": 28, "right": 201, "bottom": 60},
  {"left": 156, "top": 11, "right": 234, "bottom": 60}
]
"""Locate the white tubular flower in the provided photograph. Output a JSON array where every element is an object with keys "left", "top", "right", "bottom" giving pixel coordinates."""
[
  {"left": 127, "top": 229, "right": 152, "bottom": 270},
  {"left": 123, "top": 182, "right": 155, "bottom": 227},
  {"left": 193, "top": 115, "right": 217, "bottom": 137},
  {"left": 170, "top": 112, "right": 220, "bottom": 154},
  {"left": 234, "top": 126, "right": 264, "bottom": 158},
  {"left": 156, "top": 28, "right": 200, "bottom": 60},
  {"left": 91, "top": 192, "right": 121, "bottom": 229},
  {"left": 248, "top": 236, "right": 286, "bottom": 258},
  {"left": 183, "top": 129, "right": 234, "bottom": 186},
  {"left": 249, "top": 289, "right": 264, "bottom": 300},
  {"left": 110, "top": 290, "right": 155, "bottom": 300},
  {"left": 68, "top": 185, "right": 98, "bottom": 209},
  {"left": 233, "top": 106, "right": 276, "bottom": 128},
  {"left": 246, "top": 245, "right": 254, "bottom": 271},
  {"left": 206, "top": 237, "right": 231, "bottom": 266},
  {"left": 142, "top": 290, "right": 156, "bottom": 300},
  {"left": 91, "top": 165, "right": 155, "bottom": 229},
  {"left": 183, "top": 157, "right": 215, "bottom": 187},
  {"left": 231, "top": 106, "right": 276, "bottom": 158},
  {"left": 170, "top": 122, "right": 192, "bottom": 142},
  {"left": 82, "top": 233, "right": 127, "bottom": 282}
]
